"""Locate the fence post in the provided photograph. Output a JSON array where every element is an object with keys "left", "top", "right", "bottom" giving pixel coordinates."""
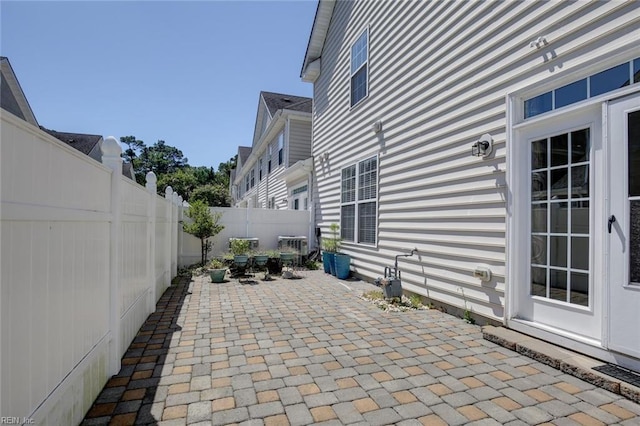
[
  {"left": 177, "top": 195, "right": 184, "bottom": 270},
  {"left": 165, "top": 187, "right": 173, "bottom": 288},
  {"left": 146, "top": 172, "right": 157, "bottom": 314},
  {"left": 101, "top": 136, "right": 123, "bottom": 376},
  {"left": 171, "top": 193, "right": 180, "bottom": 278}
]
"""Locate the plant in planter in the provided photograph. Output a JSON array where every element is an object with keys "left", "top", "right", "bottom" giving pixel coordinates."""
[
  {"left": 182, "top": 200, "right": 224, "bottom": 266},
  {"left": 251, "top": 251, "right": 270, "bottom": 268},
  {"left": 208, "top": 258, "right": 227, "bottom": 283},
  {"left": 230, "top": 238, "right": 251, "bottom": 270},
  {"left": 265, "top": 250, "right": 281, "bottom": 276},
  {"left": 279, "top": 247, "right": 299, "bottom": 279},
  {"left": 279, "top": 246, "right": 298, "bottom": 264},
  {"left": 322, "top": 223, "right": 341, "bottom": 275}
]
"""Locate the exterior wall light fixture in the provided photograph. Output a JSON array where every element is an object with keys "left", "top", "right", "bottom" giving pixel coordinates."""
[{"left": 471, "top": 133, "right": 493, "bottom": 158}]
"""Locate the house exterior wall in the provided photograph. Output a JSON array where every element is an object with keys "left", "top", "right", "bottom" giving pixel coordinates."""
[
  {"left": 288, "top": 118, "right": 312, "bottom": 165},
  {"left": 310, "top": 0, "right": 640, "bottom": 322},
  {"left": 234, "top": 114, "right": 311, "bottom": 210}
]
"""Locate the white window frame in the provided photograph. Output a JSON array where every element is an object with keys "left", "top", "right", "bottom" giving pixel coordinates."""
[
  {"left": 350, "top": 27, "right": 369, "bottom": 108},
  {"left": 250, "top": 168, "right": 255, "bottom": 188},
  {"left": 259, "top": 158, "right": 263, "bottom": 181},
  {"left": 340, "top": 155, "right": 378, "bottom": 245},
  {"left": 278, "top": 132, "right": 284, "bottom": 166}
]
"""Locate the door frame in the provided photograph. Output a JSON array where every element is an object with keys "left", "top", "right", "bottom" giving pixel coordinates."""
[
  {"left": 506, "top": 84, "right": 640, "bottom": 369},
  {"left": 606, "top": 93, "right": 640, "bottom": 359},
  {"left": 507, "top": 103, "right": 604, "bottom": 343}
]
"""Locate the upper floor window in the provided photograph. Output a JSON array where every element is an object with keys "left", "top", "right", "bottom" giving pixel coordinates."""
[
  {"left": 259, "top": 158, "right": 263, "bottom": 181},
  {"left": 267, "top": 146, "right": 272, "bottom": 174},
  {"left": 278, "top": 132, "right": 284, "bottom": 165},
  {"left": 350, "top": 29, "right": 368, "bottom": 107},
  {"left": 341, "top": 156, "right": 378, "bottom": 244},
  {"left": 524, "top": 57, "right": 640, "bottom": 119},
  {"left": 245, "top": 174, "right": 250, "bottom": 192},
  {"left": 250, "top": 168, "right": 255, "bottom": 188}
]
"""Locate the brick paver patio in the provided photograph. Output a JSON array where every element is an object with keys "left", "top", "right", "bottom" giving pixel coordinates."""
[{"left": 82, "top": 270, "right": 640, "bottom": 425}]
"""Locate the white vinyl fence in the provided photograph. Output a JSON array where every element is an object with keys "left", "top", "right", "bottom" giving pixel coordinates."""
[
  {"left": 0, "top": 111, "right": 181, "bottom": 425},
  {"left": 179, "top": 207, "right": 313, "bottom": 267}
]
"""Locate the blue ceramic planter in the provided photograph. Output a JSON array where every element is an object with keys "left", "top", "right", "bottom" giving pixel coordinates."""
[
  {"left": 335, "top": 253, "right": 350, "bottom": 279},
  {"left": 322, "top": 252, "right": 333, "bottom": 273}
]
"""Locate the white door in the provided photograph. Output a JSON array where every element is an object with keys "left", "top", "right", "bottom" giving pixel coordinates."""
[
  {"left": 513, "top": 107, "right": 603, "bottom": 341},
  {"left": 608, "top": 94, "right": 640, "bottom": 358}
]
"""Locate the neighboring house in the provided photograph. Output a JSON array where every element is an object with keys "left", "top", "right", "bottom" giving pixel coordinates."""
[
  {"left": 1, "top": 56, "right": 38, "bottom": 126},
  {"left": 41, "top": 128, "right": 136, "bottom": 180},
  {"left": 40, "top": 127, "right": 104, "bottom": 162},
  {"left": 302, "top": 0, "right": 640, "bottom": 371},
  {"left": 1, "top": 56, "right": 135, "bottom": 180},
  {"left": 230, "top": 91, "right": 313, "bottom": 212}
]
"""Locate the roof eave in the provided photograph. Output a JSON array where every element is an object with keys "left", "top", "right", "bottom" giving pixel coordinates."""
[{"left": 300, "top": 0, "right": 336, "bottom": 80}]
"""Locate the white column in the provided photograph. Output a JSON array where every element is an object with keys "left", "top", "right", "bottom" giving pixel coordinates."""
[
  {"left": 101, "top": 136, "right": 123, "bottom": 376},
  {"left": 146, "top": 172, "right": 157, "bottom": 313}
]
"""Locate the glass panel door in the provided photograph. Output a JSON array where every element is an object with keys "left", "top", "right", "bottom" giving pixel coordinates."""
[
  {"left": 608, "top": 94, "right": 640, "bottom": 358},
  {"left": 530, "top": 129, "right": 591, "bottom": 306}
]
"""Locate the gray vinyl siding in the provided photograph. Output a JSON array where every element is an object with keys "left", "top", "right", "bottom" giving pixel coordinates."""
[
  {"left": 238, "top": 133, "right": 288, "bottom": 210},
  {"left": 287, "top": 119, "right": 312, "bottom": 165},
  {"left": 312, "top": 0, "right": 640, "bottom": 321}
]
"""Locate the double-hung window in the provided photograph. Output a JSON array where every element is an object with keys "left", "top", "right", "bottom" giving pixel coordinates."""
[
  {"left": 267, "top": 145, "right": 272, "bottom": 173},
  {"left": 245, "top": 174, "right": 250, "bottom": 192},
  {"left": 250, "top": 168, "right": 255, "bottom": 188},
  {"left": 341, "top": 156, "right": 377, "bottom": 244},
  {"left": 259, "top": 158, "right": 263, "bottom": 181},
  {"left": 278, "top": 132, "right": 284, "bottom": 165},
  {"left": 350, "top": 28, "right": 368, "bottom": 107}
]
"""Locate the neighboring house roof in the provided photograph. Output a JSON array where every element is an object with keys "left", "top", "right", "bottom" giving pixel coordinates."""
[
  {"left": 0, "top": 56, "right": 38, "bottom": 126},
  {"left": 300, "top": 0, "right": 336, "bottom": 81},
  {"left": 238, "top": 146, "right": 252, "bottom": 165},
  {"left": 122, "top": 162, "right": 135, "bottom": 180},
  {"left": 261, "top": 91, "right": 312, "bottom": 115},
  {"left": 41, "top": 127, "right": 103, "bottom": 156}
]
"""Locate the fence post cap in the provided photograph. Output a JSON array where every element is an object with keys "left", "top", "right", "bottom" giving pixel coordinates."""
[
  {"left": 165, "top": 186, "right": 173, "bottom": 198},
  {"left": 102, "top": 136, "right": 122, "bottom": 157},
  {"left": 146, "top": 171, "right": 157, "bottom": 185}
]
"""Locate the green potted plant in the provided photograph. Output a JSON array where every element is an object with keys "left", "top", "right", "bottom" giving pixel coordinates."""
[
  {"left": 322, "top": 223, "right": 341, "bottom": 275},
  {"left": 252, "top": 250, "right": 269, "bottom": 268},
  {"left": 265, "top": 250, "right": 281, "bottom": 275},
  {"left": 208, "top": 258, "right": 227, "bottom": 283},
  {"left": 230, "top": 238, "right": 251, "bottom": 268},
  {"left": 279, "top": 246, "right": 298, "bottom": 265},
  {"left": 182, "top": 200, "right": 224, "bottom": 267}
]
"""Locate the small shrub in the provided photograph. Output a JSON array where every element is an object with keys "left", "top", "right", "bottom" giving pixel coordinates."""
[
  {"left": 305, "top": 260, "right": 320, "bottom": 270},
  {"left": 408, "top": 294, "right": 422, "bottom": 308},
  {"left": 362, "top": 290, "right": 384, "bottom": 300},
  {"left": 230, "top": 238, "right": 251, "bottom": 255}
]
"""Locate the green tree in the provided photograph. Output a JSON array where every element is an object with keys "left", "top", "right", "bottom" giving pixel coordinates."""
[
  {"left": 158, "top": 169, "right": 199, "bottom": 200},
  {"left": 120, "top": 135, "right": 145, "bottom": 164},
  {"left": 135, "top": 140, "right": 188, "bottom": 184},
  {"left": 182, "top": 200, "right": 224, "bottom": 266},
  {"left": 190, "top": 184, "right": 231, "bottom": 207}
]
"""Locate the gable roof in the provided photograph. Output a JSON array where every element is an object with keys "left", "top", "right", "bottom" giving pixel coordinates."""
[
  {"left": 0, "top": 56, "right": 38, "bottom": 126},
  {"left": 41, "top": 127, "right": 103, "bottom": 156},
  {"left": 238, "top": 146, "right": 252, "bottom": 165},
  {"left": 300, "top": 0, "right": 336, "bottom": 80},
  {"left": 261, "top": 91, "right": 312, "bottom": 115}
]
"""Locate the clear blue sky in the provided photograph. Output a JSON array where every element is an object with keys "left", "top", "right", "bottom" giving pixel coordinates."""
[{"left": 1, "top": 0, "right": 317, "bottom": 168}]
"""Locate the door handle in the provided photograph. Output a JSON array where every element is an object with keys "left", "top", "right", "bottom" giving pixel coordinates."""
[{"left": 608, "top": 215, "right": 616, "bottom": 233}]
